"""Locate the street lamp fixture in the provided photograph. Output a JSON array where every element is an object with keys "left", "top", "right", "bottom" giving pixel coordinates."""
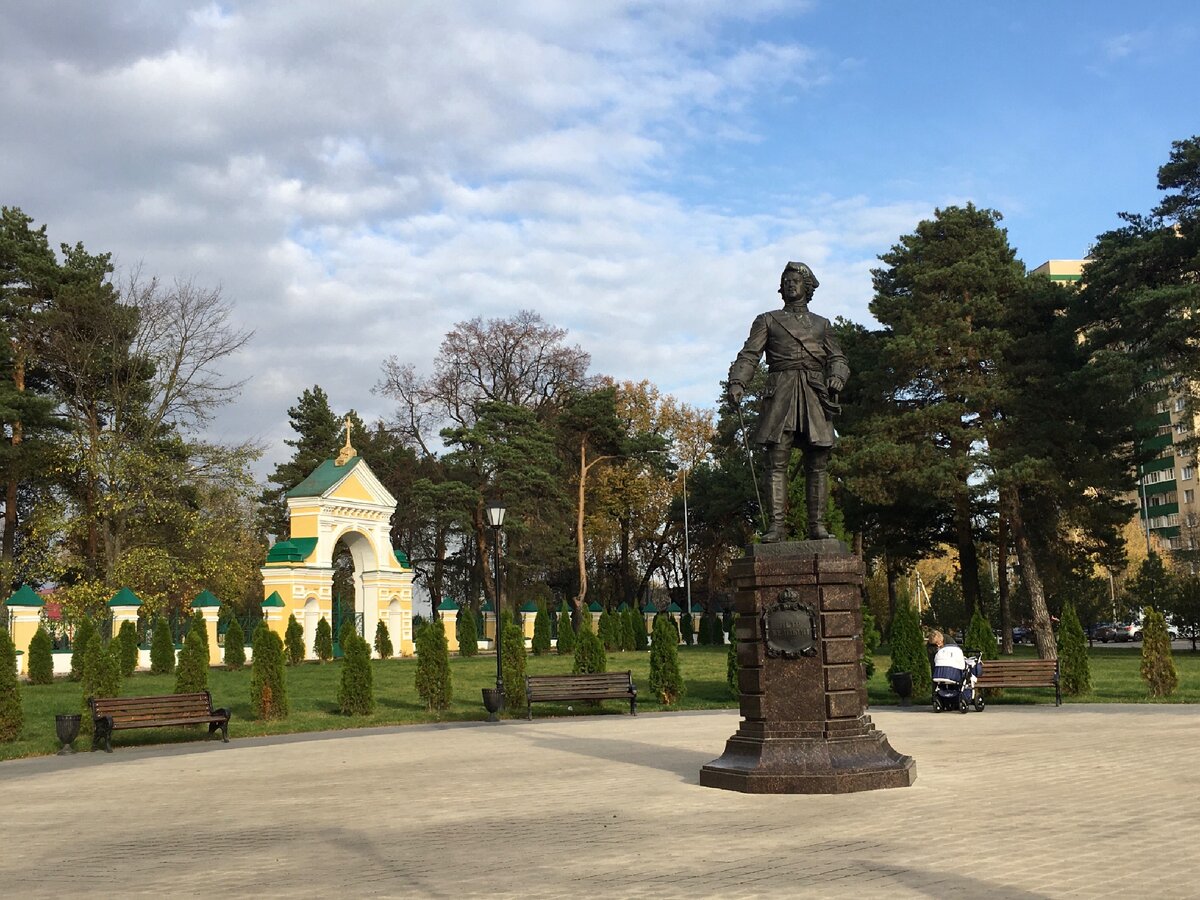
[{"left": 482, "top": 500, "right": 507, "bottom": 721}]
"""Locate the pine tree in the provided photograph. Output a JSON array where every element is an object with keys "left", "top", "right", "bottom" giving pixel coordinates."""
[
  {"left": 314, "top": 617, "right": 333, "bottom": 661},
  {"left": 1140, "top": 606, "right": 1178, "bottom": 697},
  {"left": 374, "top": 620, "right": 394, "bottom": 659},
  {"left": 861, "top": 605, "right": 881, "bottom": 678},
  {"left": 69, "top": 616, "right": 96, "bottom": 681},
  {"left": 556, "top": 607, "right": 575, "bottom": 655},
  {"left": 572, "top": 610, "right": 606, "bottom": 674},
  {"left": 116, "top": 620, "right": 139, "bottom": 677},
  {"left": 338, "top": 633, "right": 376, "bottom": 715},
  {"left": 26, "top": 625, "right": 53, "bottom": 685},
  {"left": 457, "top": 605, "right": 478, "bottom": 657},
  {"left": 224, "top": 618, "right": 246, "bottom": 670},
  {"left": 531, "top": 602, "right": 552, "bottom": 656},
  {"left": 150, "top": 617, "right": 175, "bottom": 675},
  {"left": 259, "top": 385, "right": 342, "bottom": 538},
  {"left": 174, "top": 621, "right": 209, "bottom": 694},
  {"left": 1056, "top": 602, "right": 1091, "bottom": 696},
  {"left": 250, "top": 623, "right": 289, "bottom": 719},
  {"left": 415, "top": 618, "right": 453, "bottom": 711},
  {"left": 886, "top": 596, "right": 930, "bottom": 699},
  {"left": 679, "top": 611, "right": 694, "bottom": 646},
  {"left": 500, "top": 612, "right": 527, "bottom": 712},
  {"left": 285, "top": 614, "right": 305, "bottom": 665},
  {"left": 0, "top": 628, "right": 22, "bottom": 742},
  {"left": 964, "top": 609, "right": 999, "bottom": 660},
  {"left": 649, "top": 615, "right": 684, "bottom": 704}
]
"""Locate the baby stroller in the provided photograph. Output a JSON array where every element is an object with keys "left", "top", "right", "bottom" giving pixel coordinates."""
[{"left": 931, "top": 645, "right": 985, "bottom": 713}]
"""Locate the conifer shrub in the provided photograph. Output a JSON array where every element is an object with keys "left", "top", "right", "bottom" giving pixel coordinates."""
[
  {"left": 224, "top": 618, "right": 246, "bottom": 670},
  {"left": 598, "top": 609, "right": 619, "bottom": 652},
  {"left": 1140, "top": 606, "right": 1178, "bottom": 697},
  {"left": 374, "top": 619, "right": 394, "bottom": 659},
  {"left": 150, "top": 617, "right": 176, "bottom": 675},
  {"left": 189, "top": 610, "right": 210, "bottom": 659},
  {"left": 415, "top": 618, "right": 453, "bottom": 711},
  {"left": 339, "top": 633, "right": 376, "bottom": 715},
  {"left": 27, "top": 626, "right": 54, "bottom": 685},
  {"left": 649, "top": 615, "right": 684, "bottom": 704},
  {"left": 679, "top": 611, "right": 694, "bottom": 646},
  {"left": 860, "top": 605, "right": 881, "bottom": 678},
  {"left": 618, "top": 608, "right": 636, "bottom": 651},
  {"left": 69, "top": 616, "right": 97, "bottom": 681},
  {"left": 101, "top": 640, "right": 123, "bottom": 700},
  {"left": 285, "top": 614, "right": 305, "bottom": 665},
  {"left": 500, "top": 612, "right": 527, "bottom": 711},
  {"left": 314, "top": 617, "right": 333, "bottom": 661},
  {"left": 250, "top": 623, "right": 289, "bottom": 719},
  {"left": 338, "top": 619, "right": 356, "bottom": 654},
  {"left": 726, "top": 613, "right": 739, "bottom": 696},
  {"left": 0, "top": 628, "right": 22, "bottom": 742},
  {"left": 709, "top": 613, "right": 724, "bottom": 645},
  {"left": 964, "top": 609, "right": 999, "bottom": 660},
  {"left": 632, "top": 610, "right": 648, "bottom": 651},
  {"left": 886, "top": 596, "right": 930, "bottom": 699},
  {"left": 572, "top": 610, "right": 606, "bottom": 674},
  {"left": 78, "top": 637, "right": 122, "bottom": 735},
  {"left": 556, "top": 607, "right": 575, "bottom": 655},
  {"left": 697, "top": 612, "right": 712, "bottom": 646},
  {"left": 531, "top": 602, "right": 552, "bottom": 656},
  {"left": 457, "top": 605, "right": 479, "bottom": 657},
  {"left": 116, "top": 620, "right": 140, "bottom": 677},
  {"left": 1056, "top": 602, "right": 1090, "bottom": 696},
  {"left": 174, "top": 621, "right": 209, "bottom": 694}
]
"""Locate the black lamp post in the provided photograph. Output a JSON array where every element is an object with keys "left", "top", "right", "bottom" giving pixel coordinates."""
[{"left": 482, "top": 500, "right": 507, "bottom": 721}]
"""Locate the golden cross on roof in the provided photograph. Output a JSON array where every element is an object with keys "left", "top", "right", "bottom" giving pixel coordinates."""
[{"left": 335, "top": 415, "right": 356, "bottom": 465}]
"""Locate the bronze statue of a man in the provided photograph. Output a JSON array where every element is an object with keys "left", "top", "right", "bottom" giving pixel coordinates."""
[{"left": 728, "top": 261, "right": 849, "bottom": 542}]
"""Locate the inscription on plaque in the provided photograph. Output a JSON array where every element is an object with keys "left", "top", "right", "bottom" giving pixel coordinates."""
[{"left": 762, "top": 588, "right": 817, "bottom": 659}]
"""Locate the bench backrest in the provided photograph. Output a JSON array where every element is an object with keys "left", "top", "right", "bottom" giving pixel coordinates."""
[
  {"left": 526, "top": 672, "right": 633, "bottom": 697},
  {"left": 976, "top": 659, "right": 1057, "bottom": 681},
  {"left": 90, "top": 692, "right": 215, "bottom": 721}
]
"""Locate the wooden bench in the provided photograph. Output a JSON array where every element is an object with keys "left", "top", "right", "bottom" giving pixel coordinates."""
[
  {"left": 89, "top": 691, "right": 231, "bottom": 752},
  {"left": 525, "top": 671, "right": 637, "bottom": 719},
  {"left": 974, "top": 658, "right": 1061, "bottom": 706}
]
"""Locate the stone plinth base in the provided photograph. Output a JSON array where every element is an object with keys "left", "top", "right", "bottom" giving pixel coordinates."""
[{"left": 700, "top": 541, "right": 915, "bottom": 794}]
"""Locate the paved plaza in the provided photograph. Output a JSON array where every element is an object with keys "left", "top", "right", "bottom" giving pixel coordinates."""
[{"left": 1, "top": 703, "right": 1197, "bottom": 898}]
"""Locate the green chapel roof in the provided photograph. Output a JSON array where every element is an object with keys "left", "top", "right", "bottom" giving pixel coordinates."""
[
  {"left": 587, "top": 601, "right": 603, "bottom": 612},
  {"left": 519, "top": 601, "right": 539, "bottom": 613},
  {"left": 5, "top": 585, "right": 44, "bottom": 607},
  {"left": 666, "top": 602, "right": 682, "bottom": 613},
  {"left": 286, "top": 457, "right": 362, "bottom": 498},
  {"left": 394, "top": 549, "right": 410, "bottom": 567},
  {"left": 437, "top": 597, "right": 459, "bottom": 612},
  {"left": 107, "top": 587, "right": 142, "bottom": 608},
  {"left": 266, "top": 537, "right": 319, "bottom": 563},
  {"left": 191, "top": 590, "right": 221, "bottom": 608},
  {"left": 481, "top": 601, "right": 494, "bottom": 612},
  {"left": 261, "top": 591, "right": 285, "bottom": 608}
]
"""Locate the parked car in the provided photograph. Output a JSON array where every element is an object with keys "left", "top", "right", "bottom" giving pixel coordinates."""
[
  {"left": 1011, "top": 625, "right": 1035, "bottom": 644},
  {"left": 1089, "top": 622, "right": 1117, "bottom": 642},
  {"left": 1132, "top": 622, "right": 1179, "bottom": 641},
  {"left": 1111, "top": 622, "right": 1139, "bottom": 642}
]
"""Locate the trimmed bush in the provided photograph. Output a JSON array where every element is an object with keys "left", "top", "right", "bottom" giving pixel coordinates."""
[
  {"left": 1056, "top": 602, "right": 1090, "bottom": 696},
  {"left": 27, "top": 626, "right": 54, "bottom": 685},
  {"left": 339, "top": 633, "right": 376, "bottom": 715},
  {"left": 0, "top": 628, "right": 22, "bottom": 742},
  {"left": 679, "top": 611, "right": 694, "bottom": 646},
  {"left": 285, "top": 614, "right": 305, "bottom": 665},
  {"left": 224, "top": 618, "right": 246, "bottom": 670},
  {"left": 556, "top": 607, "right": 576, "bottom": 655},
  {"left": 374, "top": 619, "right": 394, "bottom": 659},
  {"left": 500, "top": 612, "right": 527, "bottom": 712},
  {"left": 69, "top": 617, "right": 97, "bottom": 681},
  {"left": 531, "top": 602, "right": 552, "bottom": 656},
  {"left": 79, "top": 636, "right": 122, "bottom": 735},
  {"left": 150, "top": 617, "right": 175, "bottom": 675},
  {"left": 174, "top": 621, "right": 209, "bottom": 694},
  {"left": 632, "top": 610, "right": 648, "bottom": 651},
  {"left": 726, "top": 613, "right": 739, "bottom": 697},
  {"left": 115, "top": 620, "right": 139, "bottom": 677},
  {"left": 415, "top": 618, "right": 453, "bottom": 711},
  {"left": 697, "top": 612, "right": 713, "bottom": 646},
  {"left": 572, "top": 610, "right": 606, "bottom": 674},
  {"left": 314, "top": 617, "right": 333, "bottom": 662},
  {"left": 250, "top": 623, "right": 289, "bottom": 719},
  {"left": 886, "top": 596, "right": 930, "bottom": 699},
  {"left": 595, "top": 609, "right": 615, "bottom": 652},
  {"left": 457, "top": 605, "right": 478, "bottom": 657},
  {"left": 649, "top": 615, "right": 684, "bottom": 705},
  {"left": 338, "top": 618, "right": 356, "bottom": 654},
  {"left": 964, "top": 609, "right": 999, "bottom": 661},
  {"left": 619, "top": 608, "right": 636, "bottom": 651},
  {"left": 192, "top": 610, "right": 210, "bottom": 658},
  {"left": 1140, "top": 606, "right": 1178, "bottom": 697},
  {"left": 861, "top": 605, "right": 881, "bottom": 678}
]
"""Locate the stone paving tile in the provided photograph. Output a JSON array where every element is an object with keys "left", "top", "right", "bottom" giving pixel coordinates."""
[{"left": 1, "top": 705, "right": 1197, "bottom": 897}]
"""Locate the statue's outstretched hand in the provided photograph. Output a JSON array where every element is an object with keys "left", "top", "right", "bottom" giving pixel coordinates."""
[{"left": 728, "top": 382, "right": 744, "bottom": 404}]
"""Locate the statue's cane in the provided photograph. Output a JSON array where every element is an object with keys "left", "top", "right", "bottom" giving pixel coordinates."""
[{"left": 734, "top": 401, "right": 769, "bottom": 533}]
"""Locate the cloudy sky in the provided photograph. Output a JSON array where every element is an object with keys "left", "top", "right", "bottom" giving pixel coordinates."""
[{"left": 2, "top": 1, "right": 1197, "bottom": 477}]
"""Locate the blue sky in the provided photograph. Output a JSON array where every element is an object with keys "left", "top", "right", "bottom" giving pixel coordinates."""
[{"left": 1, "top": 1, "right": 1196, "bottom": 474}]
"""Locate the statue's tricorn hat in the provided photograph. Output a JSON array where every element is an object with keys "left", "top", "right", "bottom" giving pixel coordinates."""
[{"left": 782, "top": 261, "right": 819, "bottom": 290}]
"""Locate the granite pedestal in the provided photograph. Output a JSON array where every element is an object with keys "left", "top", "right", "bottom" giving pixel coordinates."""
[{"left": 700, "top": 539, "right": 915, "bottom": 793}]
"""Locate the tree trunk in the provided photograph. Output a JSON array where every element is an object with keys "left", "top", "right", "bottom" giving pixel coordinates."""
[
  {"left": 474, "top": 505, "right": 497, "bottom": 612},
  {"left": 998, "top": 503, "right": 1013, "bottom": 655},
  {"left": 574, "top": 440, "right": 589, "bottom": 612},
  {"left": 3, "top": 350, "right": 23, "bottom": 580},
  {"left": 953, "top": 480, "right": 981, "bottom": 620},
  {"left": 1005, "top": 493, "right": 1056, "bottom": 660}
]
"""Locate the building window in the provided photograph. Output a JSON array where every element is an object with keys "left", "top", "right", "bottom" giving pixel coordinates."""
[
  {"left": 1186, "top": 490, "right": 1195, "bottom": 504},
  {"left": 1175, "top": 397, "right": 1187, "bottom": 412},
  {"left": 1183, "top": 467, "right": 1195, "bottom": 481}
]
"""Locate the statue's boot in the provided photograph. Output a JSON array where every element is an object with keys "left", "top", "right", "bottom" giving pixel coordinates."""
[
  {"left": 760, "top": 447, "right": 790, "bottom": 542},
  {"left": 806, "top": 450, "right": 831, "bottom": 540}
]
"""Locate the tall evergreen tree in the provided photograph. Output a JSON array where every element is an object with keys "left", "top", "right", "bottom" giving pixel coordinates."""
[
  {"left": 531, "top": 602, "right": 551, "bottom": 655},
  {"left": 258, "top": 386, "right": 341, "bottom": 539},
  {"left": 174, "top": 622, "right": 208, "bottom": 694},
  {"left": 338, "top": 633, "right": 375, "bottom": 715},
  {"left": 649, "top": 615, "right": 684, "bottom": 705},
  {"left": 150, "top": 617, "right": 175, "bottom": 675},
  {"left": 26, "top": 625, "right": 53, "bottom": 685},
  {"left": 415, "top": 619, "right": 452, "bottom": 711},
  {"left": 69, "top": 617, "right": 96, "bottom": 681},
  {"left": 223, "top": 617, "right": 246, "bottom": 670},
  {"left": 250, "top": 623, "right": 289, "bottom": 719},
  {"left": 284, "top": 613, "right": 305, "bottom": 665},
  {"left": 0, "top": 627, "right": 22, "bottom": 741},
  {"left": 456, "top": 604, "right": 478, "bottom": 657},
  {"left": 373, "top": 619, "right": 394, "bottom": 659},
  {"left": 886, "top": 596, "right": 930, "bottom": 699},
  {"left": 1056, "top": 602, "right": 1091, "bottom": 696},
  {"left": 556, "top": 606, "right": 575, "bottom": 655}
]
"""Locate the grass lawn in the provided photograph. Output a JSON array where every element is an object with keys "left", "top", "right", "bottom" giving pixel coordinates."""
[{"left": 4, "top": 643, "right": 1196, "bottom": 761}]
